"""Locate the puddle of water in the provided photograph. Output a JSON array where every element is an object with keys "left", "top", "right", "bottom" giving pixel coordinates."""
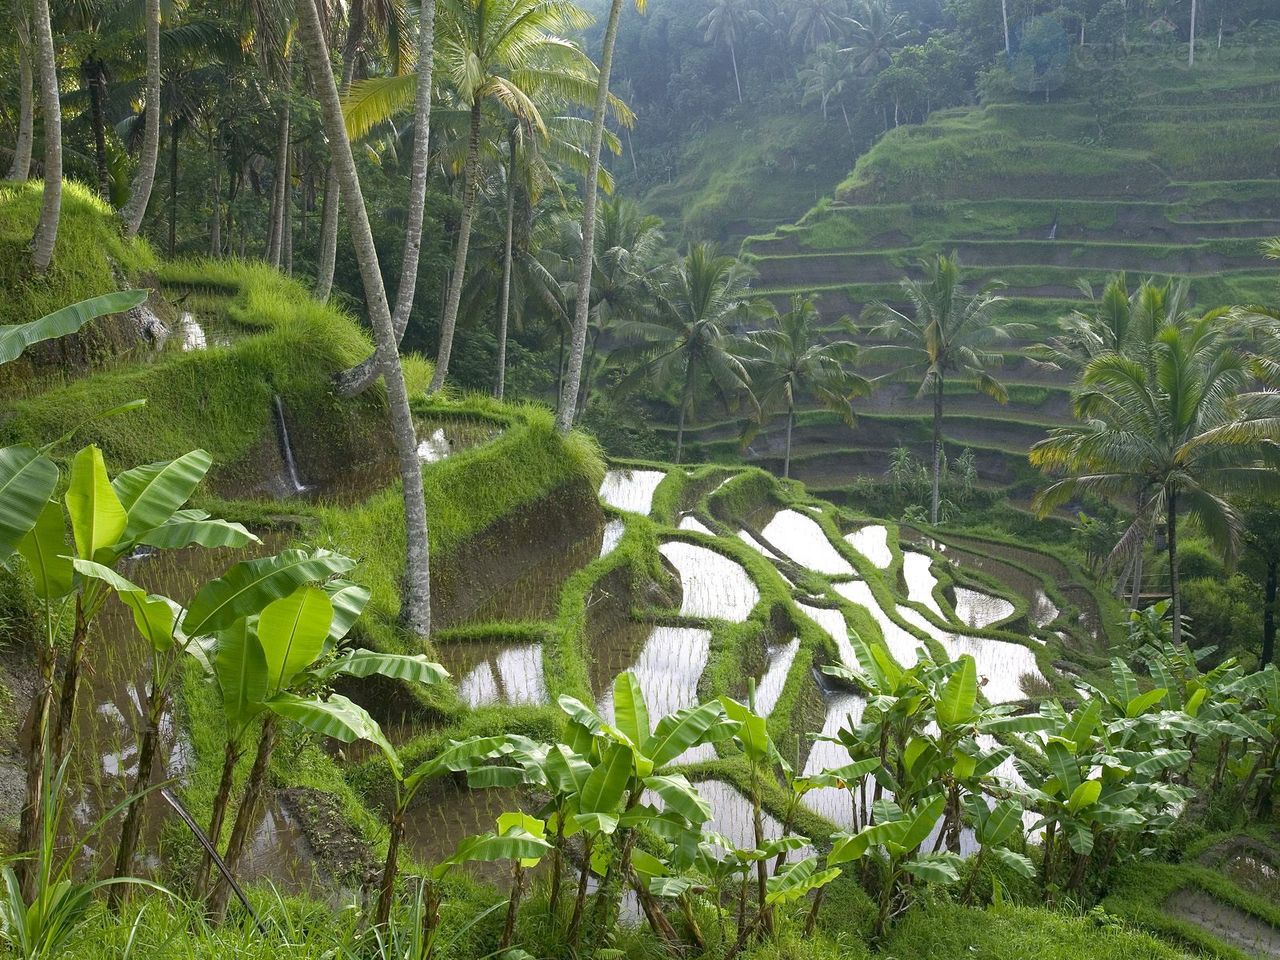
[
  {"left": 678, "top": 514, "right": 715, "bottom": 535},
  {"left": 599, "top": 469, "right": 666, "bottom": 515},
  {"left": 761, "top": 510, "right": 853, "bottom": 576},
  {"left": 599, "top": 518, "right": 626, "bottom": 559},
  {"left": 416, "top": 420, "right": 502, "bottom": 464},
  {"left": 832, "top": 582, "right": 926, "bottom": 669},
  {"left": 754, "top": 638, "right": 800, "bottom": 717},
  {"left": 174, "top": 311, "right": 234, "bottom": 351},
  {"left": 438, "top": 641, "right": 548, "bottom": 708},
  {"left": 238, "top": 798, "right": 329, "bottom": 895},
  {"left": 901, "top": 552, "right": 946, "bottom": 619},
  {"left": 659, "top": 541, "right": 759, "bottom": 622},
  {"left": 896, "top": 606, "right": 1044, "bottom": 704},
  {"left": 845, "top": 525, "right": 892, "bottom": 568},
  {"left": 953, "top": 587, "right": 1016, "bottom": 630},
  {"left": 598, "top": 626, "right": 714, "bottom": 763}
]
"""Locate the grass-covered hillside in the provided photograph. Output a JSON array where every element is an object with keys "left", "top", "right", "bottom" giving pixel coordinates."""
[{"left": 736, "top": 44, "right": 1280, "bottom": 503}]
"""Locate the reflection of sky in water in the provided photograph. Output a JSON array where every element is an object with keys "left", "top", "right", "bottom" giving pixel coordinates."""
[
  {"left": 762, "top": 510, "right": 853, "bottom": 575},
  {"left": 754, "top": 638, "right": 800, "bottom": 717},
  {"left": 598, "top": 469, "right": 666, "bottom": 515},
  {"left": 845, "top": 524, "right": 892, "bottom": 568},
  {"left": 953, "top": 587, "right": 1016, "bottom": 629},
  {"left": 901, "top": 551, "right": 946, "bottom": 618},
  {"left": 660, "top": 541, "right": 759, "bottom": 622},
  {"left": 598, "top": 518, "right": 626, "bottom": 558},
  {"left": 678, "top": 514, "right": 715, "bottom": 535},
  {"left": 456, "top": 643, "right": 548, "bottom": 707}
]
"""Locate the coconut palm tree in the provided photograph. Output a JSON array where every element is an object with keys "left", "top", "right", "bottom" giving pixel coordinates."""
[
  {"left": 555, "top": 0, "right": 647, "bottom": 436},
  {"left": 787, "top": 0, "right": 852, "bottom": 51},
  {"left": 699, "top": 0, "right": 760, "bottom": 104},
  {"left": 30, "top": 0, "right": 61, "bottom": 272},
  {"left": 423, "top": 0, "right": 597, "bottom": 394},
  {"left": 7, "top": 5, "right": 34, "bottom": 180},
  {"left": 1031, "top": 313, "right": 1280, "bottom": 645},
  {"left": 799, "top": 43, "right": 854, "bottom": 131},
  {"left": 865, "top": 254, "right": 1017, "bottom": 524},
  {"left": 842, "top": 0, "right": 907, "bottom": 76},
  {"left": 741, "top": 294, "right": 869, "bottom": 478},
  {"left": 297, "top": 0, "right": 433, "bottom": 634},
  {"left": 615, "top": 244, "right": 756, "bottom": 463}
]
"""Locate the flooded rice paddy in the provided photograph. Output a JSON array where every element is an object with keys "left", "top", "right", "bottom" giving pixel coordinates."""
[
  {"left": 844, "top": 524, "right": 892, "bottom": 568},
  {"left": 442, "top": 641, "right": 548, "bottom": 708},
  {"left": 901, "top": 551, "right": 947, "bottom": 619},
  {"left": 754, "top": 638, "right": 801, "bottom": 717},
  {"left": 760, "top": 510, "right": 854, "bottom": 575},
  {"left": 953, "top": 587, "right": 1016, "bottom": 630},
  {"left": 598, "top": 468, "right": 666, "bottom": 514},
  {"left": 659, "top": 541, "right": 759, "bottom": 622}
]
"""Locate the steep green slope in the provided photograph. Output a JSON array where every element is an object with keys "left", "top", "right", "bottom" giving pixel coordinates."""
[{"left": 738, "top": 46, "right": 1280, "bottom": 500}]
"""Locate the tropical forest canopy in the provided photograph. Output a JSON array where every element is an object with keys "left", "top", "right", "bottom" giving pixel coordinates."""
[{"left": 1, "top": 0, "right": 1280, "bottom": 959}]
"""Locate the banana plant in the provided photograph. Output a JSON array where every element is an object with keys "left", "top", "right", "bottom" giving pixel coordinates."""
[
  {"left": 4, "top": 444, "right": 255, "bottom": 894},
  {"left": 0, "top": 290, "right": 148, "bottom": 366},
  {"left": 960, "top": 795, "right": 1035, "bottom": 902}
]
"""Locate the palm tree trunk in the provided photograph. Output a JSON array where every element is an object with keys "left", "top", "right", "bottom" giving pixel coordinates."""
[
  {"left": 930, "top": 376, "right": 944, "bottom": 524},
  {"left": 1188, "top": 0, "right": 1197, "bottom": 65},
  {"left": 332, "top": 0, "right": 437, "bottom": 392},
  {"left": 298, "top": 0, "right": 432, "bottom": 635},
  {"left": 1000, "top": 0, "right": 1010, "bottom": 54},
  {"left": 428, "top": 101, "right": 482, "bottom": 393},
  {"left": 495, "top": 131, "right": 516, "bottom": 400},
  {"left": 16, "top": 638, "right": 56, "bottom": 899},
  {"left": 1167, "top": 485, "right": 1181, "bottom": 645},
  {"left": 676, "top": 401, "right": 687, "bottom": 464},
  {"left": 30, "top": 0, "right": 60, "bottom": 272},
  {"left": 1263, "top": 559, "right": 1276, "bottom": 665},
  {"left": 167, "top": 115, "right": 180, "bottom": 257},
  {"left": 209, "top": 128, "right": 222, "bottom": 255},
  {"left": 267, "top": 100, "right": 290, "bottom": 267},
  {"left": 784, "top": 405, "right": 794, "bottom": 478},
  {"left": 556, "top": 0, "right": 625, "bottom": 434},
  {"left": 87, "top": 60, "right": 110, "bottom": 200},
  {"left": 7, "top": 13, "right": 34, "bottom": 181},
  {"left": 314, "top": 0, "right": 365, "bottom": 302},
  {"left": 211, "top": 716, "right": 276, "bottom": 920},
  {"left": 283, "top": 147, "right": 293, "bottom": 276},
  {"left": 120, "top": 0, "right": 160, "bottom": 238},
  {"left": 730, "top": 40, "right": 743, "bottom": 104}
]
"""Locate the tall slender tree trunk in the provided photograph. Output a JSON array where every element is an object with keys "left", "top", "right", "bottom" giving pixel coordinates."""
[
  {"left": 1263, "top": 559, "right": 1276, "bottom": 665},
  {"left": 120, "top": 0, "right": 160, "bottom": 237},
  {"left": 209, "top": 128, "right": 222, "bottom": 255},
  {"left": 314, "top": 0, "right": 365, "bottom": 301},
  {"left": 167, "top": 115, "right": 180, "bottom": 257},
  {"left": 556, "top": 0, "right": 626, "bottom": 434},
  {"left": 1000, "top": 0, "right": 1010, "bottom": 54},
  {"left": 783, "top": 406, "right": 794, "bottom": 478},
  {"left": 30, "top": 0, "right": 60, "bottom": 272},
  {"left": 428, "top": 102, "right": 482, "bottom": 393},
  {"left": 283, "top": 147, "right": 293, "bottom": 276},
  {"left": 86, "top": 59, "right": 110, "bottom": 200},
  {"left": 1188, "top": 0, "right": 1197, "bottom": 65},
  {"left": 334, "top": 0, "right": 437, "bottom": 395},
  {"left": 930, "top": 376, "right": 944, "bottom": 524},
  {"left": 267, "top": 98, "right": 290, "bottom": 267},
  {"left": 8, "top": 13, "right": 34, "bottom": 181},
  {"left": 495, "top": 131, "right": 516, "bottom": 400},
  {"left": 299, "top": 0, "right": 432, "bottom": 634},
  {"left": 16, "top": 640, "right": 56, "bottom": 898},
  {"left": 730, "top": 41, "right": 743, "bottom": 103},
  {"left": 1167, "top": 484, "right": 1181, "bottom": 645}
]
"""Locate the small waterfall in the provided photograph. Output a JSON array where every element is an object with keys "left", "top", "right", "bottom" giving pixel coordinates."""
[{"left": 272, "top": 396, "right": 307, "bottom": 494}]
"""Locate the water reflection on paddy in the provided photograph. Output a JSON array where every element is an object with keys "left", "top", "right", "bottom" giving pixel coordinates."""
[
  {"left": 754, "top": 638, "right": 800, "bottom": 717},
  {"left": 761, "top": 510, "right": 853, "bottom": 575},
  {"left": 660, "top": 541, "right": 759, "bottom": 622},
  {"left": 599, "top": 469, "right": 666, "bottom": 515},
  {"left": 953, "top": 587, "right": 1016, "bottom": 630},
  {"left": 845, "top": 524, "right": 892, "bottom": 568}
]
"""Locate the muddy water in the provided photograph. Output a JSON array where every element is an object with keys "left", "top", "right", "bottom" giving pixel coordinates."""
[
  {"left": 439, "top": 641, "right": 548, "bottom": 708},
  {"left": 761, "top": 510, "right": 854, "bottom": 576},
  {"left": 597, "top": 627, "right": 714, "bottom": 763},
  {"left": 660, "top": 541, "right": 759, "bottom": 622},
  {"left": 599, "top": 469, "right": 666, "bottom": 515},
  {"left": 238, "top": 799, "right": 333, "bottom": 897},
  {"left": 403, "top": 782, "right": 524, "bottom": 875},
  {"left": 901, "top": 552, "right": 947, "bottom": 619},
  {"left": 845, "top": 525, "right": 892, "bottom": 568},
  {"left": 1164, "top": 889, "right": 1280, "bottom": 958},
  {"left": 68, "top": 532, "right": 287, "bottom": 875},
  {"left": 953, "top": 587, "right": 1016, "bottom": 630},
  {"left": 754, "top": 638, "right": 800, "bottom": 717}
]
